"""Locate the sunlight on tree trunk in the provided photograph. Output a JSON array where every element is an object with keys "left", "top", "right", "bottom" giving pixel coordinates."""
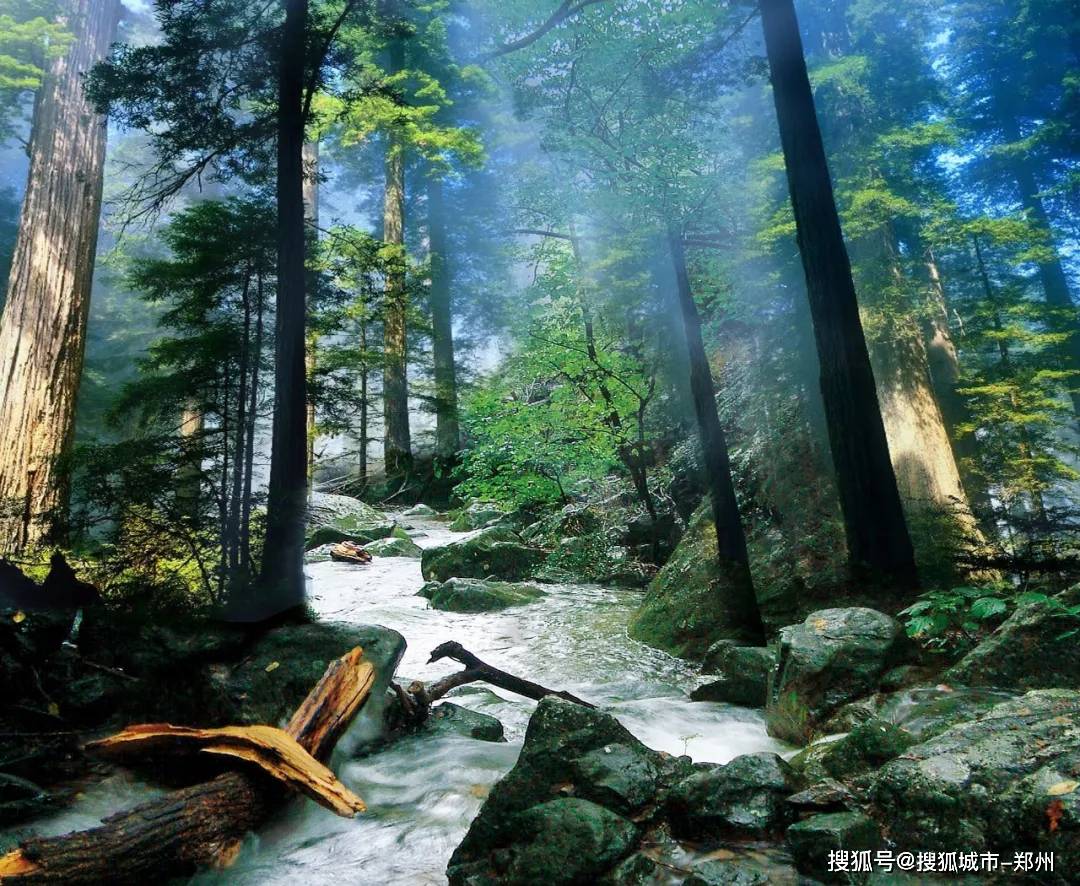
[{"left": 0, "top": 0, "right": 121, "bottom": 553}]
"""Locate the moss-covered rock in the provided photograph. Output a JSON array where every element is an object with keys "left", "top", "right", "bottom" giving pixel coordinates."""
[
  {"left": 868, "top": 690, "right": 1080, "bottom": 879},
  {"left": 945, "top": 585, "right": 1080, "bottom": 690},
  {"left": 766, "top": 607, "right": 907, "bottom": 744},
  {"left": 790, "top": 718, "right": 915, "bottom": 783},
  {"left": 448, "top": 697, "right": 686, "bottom": 885},
  {"left": 365, "top": 535, "right": 423, "bottom": 558},
  {"left": 403, "top": 503, "right": 438, "bottom": 517},
  {"left": 421, "top": 526, "right": 546, "bottom": 582},
  {"left": 304, "top": 518, "right": 397, "bottom": 550},
  {"left": 628, "top": 505, "right": 761, "bottom": 659},
  {"left": 692, "top": 642, "right": 776, "bottom": 707},
  {"left": 786, "top": 811, "right": 881, "bottom": 881},
  {"left": 448, "top": 501, "right": 506, "bottom": 532},
  {"left": 423, "top": 702, "right": 505, "bottom": 742},
  {"left": 418, "top": 577, "right": 546, "bottom": 612},
  {"left": 666, "top": 752, "right": 800, "bottom": 841}
]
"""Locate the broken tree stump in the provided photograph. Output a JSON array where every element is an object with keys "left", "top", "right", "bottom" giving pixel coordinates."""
[{"left": 0, "top": 646, "right": 375, "bottom": 883}]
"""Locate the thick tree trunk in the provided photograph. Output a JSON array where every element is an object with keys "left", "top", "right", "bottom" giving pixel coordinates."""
[
  {"left": 0, "top": 0, "right": 121, "bottom": 553},
  {"left": 240, "top": 274, "right": 265, "bottom": 574},
  {"left": 254, "top": 0, "right": 309, "bottom": 618},
  {"left": 304, "top": 139, "right": 320, "bottom": 492},
  {"left": 759, "top": 0, "right": 918, "bottom": 590},
  {"left": 381, "top": 28, "right": 412, "bottom": 479},
  {"left": 668, "top": 229, "right": 765, "bottom": 644},
  {"left": 428, "top": 175, "right": 460, "bottom": 462},
  {"left": 0, "top": 647, "right": 376, "bottom": 884}
]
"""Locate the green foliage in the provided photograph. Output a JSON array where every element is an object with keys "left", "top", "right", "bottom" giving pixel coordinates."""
[{"left": 0, "top": 0, "right": 70, "bottom": 142}]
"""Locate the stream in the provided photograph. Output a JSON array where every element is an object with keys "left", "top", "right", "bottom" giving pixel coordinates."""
[{"left": 27, "top": 513, "right": 789, "bottom": 885}]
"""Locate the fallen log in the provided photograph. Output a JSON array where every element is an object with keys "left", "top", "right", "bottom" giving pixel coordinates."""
[
  {"left": 86, "top": 722, "right": 366, "bottom": 817},
  {"left": 0, "top": 646, "right": 375, "bottom": 884},
  {"left": 395, "top": 641, "right": 595, "bottom": 724}
]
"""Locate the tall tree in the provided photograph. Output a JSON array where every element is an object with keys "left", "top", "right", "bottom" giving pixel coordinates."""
[
  {"left": 255, "top": 0, "right": 309, "bottom": 617},
  {"left": 428, "top": 173, "right": 460, "bottom": 462},
  {"left": 304, "top": 138, "right": 320, "bottom": 490},
  {"left": 758, "top": 0, "right": 918, "bottom": 588},
  {"left": 0, "top": 0, "right": 120, "bottom": 553}
]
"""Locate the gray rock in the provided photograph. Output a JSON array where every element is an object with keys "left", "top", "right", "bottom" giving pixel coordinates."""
[
  {"left": 868, "top": 689, "right": 1080, "bottom": 881},
  {"left": 692, "top": 642, "right": 775, "bottom": 707},
  {"left": 766, "top": 608, "right": 907, "bottom": 744},
  {"left": 666, "top": 752, "right": 799, "bottom": 840},
  {"left": 449, "top": 501, "right": 506, "bottom": 532},
  {"left": 423, "top": 702, "right": 505, "bottom": 742},
  {"left": 786, "top": 811, "right": 881, "bottom": 880},
  {"left": 945, "top": 585, "right": 1080, "bottom": 690},
  {"left": 421, "top": 526, "right": 546, "bottom": 583},
  {"left": 790, "top": 718, "right": 915, "bottom": 783},
  {"left": 403, "top": 503, "right": 438, "bottom": 517}
]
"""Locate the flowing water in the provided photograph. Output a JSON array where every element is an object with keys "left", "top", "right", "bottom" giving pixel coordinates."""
[{"left": 23, "top": 514, "right": 789, "bottom": 885}]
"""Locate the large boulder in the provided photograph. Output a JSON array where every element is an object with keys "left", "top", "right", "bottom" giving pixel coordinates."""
[
  {"left": 790, "top": 718, "right": 915, "bottom": 784},
  {"left": 305, "top": 492, "right": 397, "bottom": 549},
  {"left": 691, "top": 642, "right": 775, "bottom": 707},
  {"left": 665, "top": 752, "right": 800, "bottom": 840},
  {"left": 449, "top": 501, "right": 506, "bottom": 532},
  {"left": 423, "top": 702, "right": 505, "bottom": 742},
  {"left": 447, "top": 698, "right": 686, "bottom": 884},
  {"left": 421, "top": 526, "right": 546, "bottom": 583},
  {"left": 786, "top": 811, "right": 881, "bottom": 881},
  {"left": 945, "top": 585, "right": 1080, "bottom": 690},
  {"left": 418, "top": 577, "right": 545, "bottom": 613},
  {"left": 869, "top": 690, "right": 1080, "bottom": 882},
  {"left": 766, "top": 608, "right": 907, "bottom": 744},
  {"left": 628, "top": 505, "right": 762, "bottom": 659}
]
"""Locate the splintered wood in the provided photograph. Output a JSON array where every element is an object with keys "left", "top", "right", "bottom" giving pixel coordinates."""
[{"left": 0, "top": 646, "right": 375, "bottom": 884}]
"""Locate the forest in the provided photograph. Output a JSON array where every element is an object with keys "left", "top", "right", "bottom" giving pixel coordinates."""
[{"left": 0, "top": 0, "right": 1077, "bottom": 882}]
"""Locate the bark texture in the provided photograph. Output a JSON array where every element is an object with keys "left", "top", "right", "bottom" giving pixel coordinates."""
[
  {"left": 0, "top": 0, "right": 121, "bottom": 553},
  {"left": 428, "top": 175, "right": 460, "bottom": 461},
  {"left": 668, "top": 229, "right": 765, "bottom": 644},
  {"left": 256, "top": 0, "right": 309, "bottom": 617},
  {"left": 759, "top": 0, "right": 918, "bottom": 589},
  {"left": 0, "top": 646, "right": 375, "bottom": 884},
  {"left": 304, "top": 139, "right": 319, "bottom": 490}
]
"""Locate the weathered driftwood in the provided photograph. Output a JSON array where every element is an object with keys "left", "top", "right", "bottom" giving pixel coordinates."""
[
  {"left": 329, "top": 541, "right": 372, "bottom": 565},
  {"left": 0, "top": 646, "right": 375, "bottom": 884},
  {"left": 395, "top": 641, "right": 595, "bottom": 724},
  {"left": 85, "top": 722, "right": 366, "bottom": 817}
]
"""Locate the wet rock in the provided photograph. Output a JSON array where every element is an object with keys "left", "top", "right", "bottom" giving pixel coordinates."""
[
  {"left": 683, "top": 859, "right": 773, "bottom": 886},
  {"left": 666, "top": 752, "right": 800, "bottom": 840},
  {"left": 868, "top": 689, "right": 1080, "bottom": 879},
  {"left": 692, "top": 642, "right": 775, "bottom": 707},
  {"left": 403, "top": 503, "right": 438, "bottom": 517},
  {"left": 221, "top": 622, "right": 405, "bottom": 727},
  {"left": 784, "top": 778, "right": 855, "bottom": 813},
  {"left": 421, "top": 526, "right": 546, "bottom": 583},
  {"left": 628, "top": 505, "right": 763, "bottom": 659},
  {"left": 786, "top": 811, "right": 880, "bottom": 880},
  {"left": 365, "top": 535, "right": 423, "bottom": 558},
  {"left": 305, "top": 520, "right": 396, "bottom": 550},
  {"left": 449, "top": 501, "right": 506, "bottom": 532},
  {"left": 766, "top": 608, "right": 907, "bottom": 744},
  {"left": 448, "top": 698, "right": 682, "bottom": 885},
  {"left": 418, "top": 578, "right": 546, "bottom": 612},
  {"left": 0, "top": 773, "right": 55, "bottom": 827},
  {"left": 791, "top": 719, "right": 914, "bottom": 783},
  {"left": 308, "top": 492, "right": 383, "bottom": 526},
  {"left": 945, "top": 585, "right": 1080, "bottom": 690},
  {"left": 423, "top": 702, "right": 505, "bottom": 742}
]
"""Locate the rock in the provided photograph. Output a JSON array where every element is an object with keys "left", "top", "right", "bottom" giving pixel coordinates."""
[
  {"left": 628, "top": 504, "right": 763, "bottom": 659},
  {"left": 945, "top": 585, "right": 1080, "bottom": 690},
  {"left": 692, "top": 642, "right": 775, "bottom": 707},
  {"left": 221, "top": 622, "right": 405, "bottom": 727},
  {"left": 403, "top": 503, "right": 438, "bottom": 517},
  {"left": 448, "top": 501, "right": 506, "bottom": 532},
  {"left": 421, "top": 526, "right": 546, "bottom": 583},
  {"left": 305, "top": 520, "right": 396, "bottom": 550},
  {"left": 784, "top": 778, "right": 855, "bottom": 813},
  {"left": 766, "top": 608, "right": 907, "bottom": 744},
  {"left": 307, "top": 492, "right": 383, "bottom": 526},
  {"left": 423, "top": 702, "right": 505, "bottom": 742},
  {"left": 418, "top": 578, "right": 546, "bottom": 613},
  {"left": 869, "top": 689, "right": 1080, "bottom": 879},
  {"left": 365, "top": 535, "right": 422, "bottom": 558},
  {"left": 791, "top": 719, "right": 915, "bottom": 783},
  {"left": 683, "top": 859, "right": 773, "bottom": 886},
  {"left": 666, "top": 752, "right": 799, "bottom": 840},
  {"left": 501, "top": 798, "right": 638, "bottom": 885},
  {"left": 448, "top": 698, "right": 682, "bottom": 884},
  {"left": 786, "top": 812, "right": 880, "bottom": 880}
]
